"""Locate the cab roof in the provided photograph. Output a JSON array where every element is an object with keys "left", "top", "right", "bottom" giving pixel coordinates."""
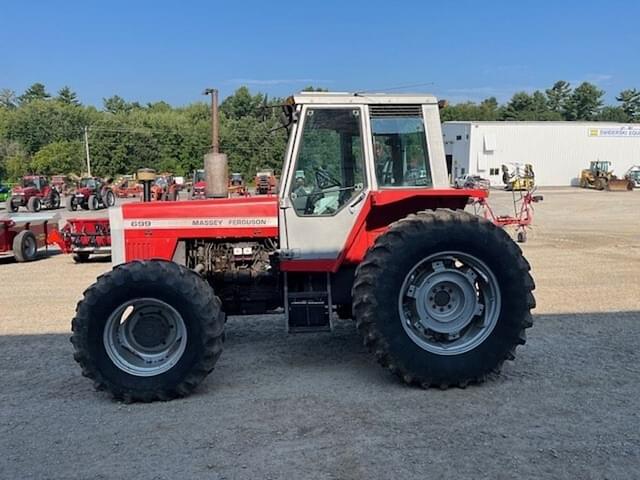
[{"left": 293, "top": 91, "right": 438, "bottom": 105}]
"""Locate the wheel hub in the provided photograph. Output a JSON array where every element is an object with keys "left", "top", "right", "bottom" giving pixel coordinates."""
[
  {"left": 103, "top": 298, "right": 188, "bottom": 377},
  {"left": 131, "top": 315, "right": 171, "bottom": 349},
  {"left": 399, "top": 252, "right": 501, "bottom": 356}
]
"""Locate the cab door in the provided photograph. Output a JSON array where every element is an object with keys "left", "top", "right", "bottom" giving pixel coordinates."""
[{"left": 279, "top": 105, "right": 371, "bottom": 264}]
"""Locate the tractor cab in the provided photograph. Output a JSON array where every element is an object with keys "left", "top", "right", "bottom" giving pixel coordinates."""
[
  {"left": 21, "top": 175, "right": 46, "bottom": 190},
  {"left": 278, "top": 92, "right": 449, "bottom": 262},
  {"left": 591, "top": 161, "right": 612, "bottom": 174},
  {"left": 79, "top": 177, "right": 99, "bottom": 190}
]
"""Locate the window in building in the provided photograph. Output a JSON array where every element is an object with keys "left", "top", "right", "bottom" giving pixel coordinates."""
[{"left": 456, "top": 135, "right": 462, "bottom": 141}]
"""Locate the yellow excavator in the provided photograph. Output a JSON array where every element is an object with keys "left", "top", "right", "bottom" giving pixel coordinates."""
[{"left": 579, "top": 161, "right": 633, "bottom": 191}]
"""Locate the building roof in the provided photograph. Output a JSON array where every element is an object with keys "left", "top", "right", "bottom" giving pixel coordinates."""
[{"left": 443, "top": 121, "right": 639, "bottom": 127}]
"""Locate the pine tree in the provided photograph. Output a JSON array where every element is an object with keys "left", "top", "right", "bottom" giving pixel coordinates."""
[
  {"left": 57, "top": 86, "right": 79, "bottom": 105},
  {"left": 18, "top": 83, "right": 50, "bottom": 104},
  {"left": 616, "top": 89, "right": 640, "bottom": 121}
]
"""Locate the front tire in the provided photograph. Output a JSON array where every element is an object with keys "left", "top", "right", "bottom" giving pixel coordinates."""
[
  {"left": 71, "top": 260, "right": 225, "bottom": 402},
  {"left": 88, "top": 194, "right": 98, "bottom": 210},
  {"left": 7, "top": 197, "right": 19, "bottom": 212},
  {"left": 50, "top": 191, "right": 61, "bottom": 209},
  {"left": 66, "top": 196, "right": 77, "bottom": 211},
  {"left": 352, "top": 209, "right": 535, "bottom": 388}
]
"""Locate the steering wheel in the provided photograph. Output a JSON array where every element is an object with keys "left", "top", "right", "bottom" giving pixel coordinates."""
[
  {"left": 314, "top": 168, "right": 341, "bottom": 190},
  {"left": 303, "top": 188, "right": 324, "bottom": 215}
]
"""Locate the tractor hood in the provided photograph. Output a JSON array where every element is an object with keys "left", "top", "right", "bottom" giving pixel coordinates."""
[
  {"left": 11, "top": 185, "right": 36, "bottom": 195},
  {"left": 111, "top": 196, "right": 279, "bottom": 265},
  {"left": 72, "top": 187, "right": 94, "bottom": 197}
]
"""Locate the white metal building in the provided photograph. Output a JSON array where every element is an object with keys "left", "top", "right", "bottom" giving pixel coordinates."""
[{"left": 442, "top": 121, "right": 640, "bottom": 186}]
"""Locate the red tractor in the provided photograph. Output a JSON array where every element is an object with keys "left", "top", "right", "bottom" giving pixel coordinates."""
[
  {"left": 66, "top": 177, "right": 116, "bottom": 211},
  {"left": 112, "top": 176, "right": 142, "bottom": 198},
  {"left": 6, "top": 175, "right": 61, "bottom": 212},
  {"left": 190, "top": 169, "right": 206, "bottom": 199},
  {"left": 150, "top": 174, "right": 179, "bottom": 201},
  {"left": 71, "top": 93, "right": 535, "bottom": 402},
  {"left": 254, "top": 168, "right": 277, "bottom": 194},
  {"left": 228, "top": 172, "right": 248, "bottom": 197}
]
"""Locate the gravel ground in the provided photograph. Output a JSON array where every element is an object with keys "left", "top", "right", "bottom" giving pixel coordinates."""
[{"left": 1, "top": 188, "right": 639, "bottom": 480}]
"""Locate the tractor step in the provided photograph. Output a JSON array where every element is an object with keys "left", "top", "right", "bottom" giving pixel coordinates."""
[{"left": 285, "top": 273, "right": 332, "bottom": 333}]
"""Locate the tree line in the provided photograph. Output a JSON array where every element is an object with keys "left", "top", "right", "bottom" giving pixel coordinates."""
[
  {"left": 441, "top": 81, "right": 640, "bottom": 122},
  {"left": 0, "top": 81, "right": 638, "bottom": 182}
]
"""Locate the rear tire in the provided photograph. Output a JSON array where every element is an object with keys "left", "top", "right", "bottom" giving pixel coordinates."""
[
  {"left": 27, "top": 196, "right": 41, "bottom": 212},
  {"left": 105, "top": 190, "right": 116, "bottom": 207},
  {"left": 71, "top": 260, "right": 225, "bottom": 402},
  {"left": 352, "top": 209, "right": 535, "bottom": 388},
  {"left": 13, "top": 230, "right": 38, "bottom": 262},
  {"left": 66, "top": 196, "right": 77, "bottom": 211}
]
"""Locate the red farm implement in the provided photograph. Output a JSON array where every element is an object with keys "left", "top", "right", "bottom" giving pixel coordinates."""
[
  {"left": 0, "top": 215, "right": 60, "bottom": 262},
  {"left": 471, "top": 189, "right": 543, "bottom": 243},
  {"left": 49, "top": 218, "right": 111, "bottom": 263}
]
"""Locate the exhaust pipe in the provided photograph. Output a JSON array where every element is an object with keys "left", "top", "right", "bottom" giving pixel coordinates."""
[
  {"left": 137, "top": 168, "right": 156, "bottom": 202},
  {"left": 204, "top": 152, "right": 228, "bottom": 198}
]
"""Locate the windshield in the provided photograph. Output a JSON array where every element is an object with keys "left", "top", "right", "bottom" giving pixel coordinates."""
[
  {"left": 22, "top": 177, "right": 39, "bottom": 188},
  {"left": 193, "top": 170, "right": 205, "bottom": 183},
  {"left": 80, "top": 178, "right": 97, "bottom": 189}
]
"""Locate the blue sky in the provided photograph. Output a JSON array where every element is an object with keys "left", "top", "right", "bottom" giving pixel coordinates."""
[{"left": 1, "top": 0, "right": 637, "bottom": 107}]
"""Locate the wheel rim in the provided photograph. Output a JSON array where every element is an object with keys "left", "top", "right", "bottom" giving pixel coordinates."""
[
  {"left": 24, "top": 235, "right": 36, "bottom": 257},
  {"left": 103, "top": 298, "right": 188, "bottom": 377},
  {"left": 398, "top": 251, "right": 501, "bottom": 356}
]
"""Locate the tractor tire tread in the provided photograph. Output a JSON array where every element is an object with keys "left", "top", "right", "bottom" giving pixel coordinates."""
[
  {"left": 351, "top": 208, "right": 535, "bottom": 389},
  {"left": 71, "top": 260, "right": 224, "bottom": 402}
]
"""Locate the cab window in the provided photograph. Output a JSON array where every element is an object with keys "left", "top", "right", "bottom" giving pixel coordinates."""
[
  {"left": 290, "top": 108, "right": 366, "bottom": 216},
  {"left": 370, "top": 108, "right": 432, "bottom": 187}
]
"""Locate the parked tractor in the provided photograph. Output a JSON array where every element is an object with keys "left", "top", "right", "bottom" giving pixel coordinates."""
[
  {"left": 66, "top": 177, "right": 116, "bottom": 211},
  {"left": 150, "top": 174, "right": 179, "bottom": 201},
  {"left": 6, "top": 175, "right": 61, "bottom": 212},
  {"left": 625, "top": 165, "right": 640, "bottom": 189},
  {"left": 228, "top": 172, "right": 248, "bottom": 197},
  {"left": 579, "top": 161, "right": 633, "bottom": 191},
  {"left": 190, "top": 169, "right": 207, "bottom": 199},
  {"left": 113, "top": 176, "right": 142, "bottom": 198},
  {"left": 50, "top": 175, "right": 74, "bottom": 196},
  {"left": 0, "top": 183, "right": 10, "bottom": 203},
  {"left": 255, "top": 168, "right": 277, "bottom": 194},
  {"left": 71, "top": 92, "right": 535, "bottom": 402},
  {"left": 502, "top": 163, "right": 535, "bottom": 191}
]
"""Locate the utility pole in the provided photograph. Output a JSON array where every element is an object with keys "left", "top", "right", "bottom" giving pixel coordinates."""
[
  {"left": 84, "top": 126, "right": 92, "bottom": 177},
  {"left": 203, "top": 88, "right": 219, "bottom": 153}
]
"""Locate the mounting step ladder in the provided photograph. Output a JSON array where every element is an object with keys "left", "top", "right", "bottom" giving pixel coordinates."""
[{"left": 284, "top": 272, "right": 333, "bottom": 333}]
